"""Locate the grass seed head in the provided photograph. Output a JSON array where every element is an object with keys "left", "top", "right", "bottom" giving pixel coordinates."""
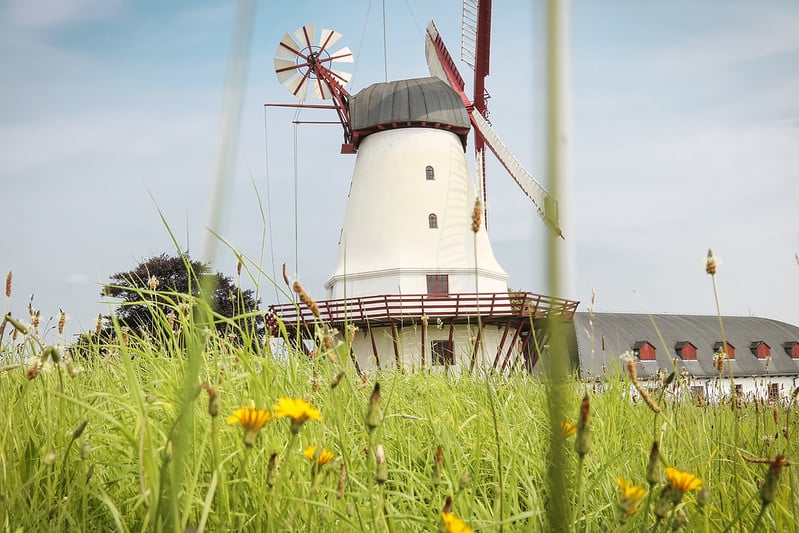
[
  {"left": 282, "top": 262, "right": 290, "bottom": 286},
  {"left": 57, "top": 309, "right": 67, "bottom": 335},
  {"left": 5, "top": 271, "right": 11, "bottom": 298},
  {"left": 471, "top": 198, "right": 482, "bottom": 233},
  {"left": 72, "top": 419, "right": 88, "bottom": 440},
  {"left": 293, "top": 281, "right": 320, "bottom": 318},
  {"left": 704, "top": 249, "right": 718, "bottom": 275}
]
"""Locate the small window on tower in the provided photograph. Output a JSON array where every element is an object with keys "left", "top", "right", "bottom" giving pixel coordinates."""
[
  {"left": 428, "top": 213, "right": 438, "bottom": 229},
  {"left": 426, "top": 274, "right": 449, "bottom": 296},
  {"left": 425, "top": 165, "right": 435, "bottom": 180}
]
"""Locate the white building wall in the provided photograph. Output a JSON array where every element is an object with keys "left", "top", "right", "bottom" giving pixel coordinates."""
[
  {"left": 350, "top": 323, "right": 517, "bottom": 372},
  {"left": 326, "top": 127, "right": 508, "bottom": 299}
]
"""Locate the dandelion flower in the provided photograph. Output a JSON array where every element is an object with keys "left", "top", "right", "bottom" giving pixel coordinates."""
[
  {"left": 441, "top": 512, "right": 475, "bottom": 533},
  {"left": 304, "top": 445, "right": 335, "bottom": 466},
  {"left": 560, "top": 421, "right": 576, "bottom": 437},
  {"left": 273, "top": 397, "right": 321, "bottom": 434},
  {"left": 665, "top": 467, "right": 702, "bottom": 494},
  {"left": 227, "top": 407, "right": 272, "bottom": 446},
  {"left": 616, "top": 477, "right": 647, "bottom": 519}
]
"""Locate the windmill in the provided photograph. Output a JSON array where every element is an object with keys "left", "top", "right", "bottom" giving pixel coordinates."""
[{"left": 268, "top": 6, "right": 578, "bottom": 373}]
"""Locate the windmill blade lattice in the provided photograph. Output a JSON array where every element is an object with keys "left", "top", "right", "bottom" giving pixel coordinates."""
[
  {"left": 274, "top": 24, "right": 353, "bottom": 101},
  {"left": 470, "top": 111, "right": 562, "bottom": 237}
]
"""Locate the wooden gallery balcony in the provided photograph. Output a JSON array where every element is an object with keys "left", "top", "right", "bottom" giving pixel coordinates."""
[
  {"left": 269, "top": 292, "right": 579, "bottom": 372},
  {"left": 269, "top": 291, "right": 578, "bottom": 328}
]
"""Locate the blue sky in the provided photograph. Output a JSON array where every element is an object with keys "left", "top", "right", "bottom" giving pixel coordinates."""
[{"left": 2, "top": 0, "right": 798, "bottom": 339}]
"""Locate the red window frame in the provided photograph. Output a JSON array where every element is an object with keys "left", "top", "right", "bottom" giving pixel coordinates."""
[{"left": 426, "top": 274, "right": 449, "bottom": 296}]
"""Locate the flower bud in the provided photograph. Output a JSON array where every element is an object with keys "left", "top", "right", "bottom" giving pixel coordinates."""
[
  {"left": 375, "top": 444, "right": 387, "bottom": 484},
  {"left": 80, "top": 439, "right": 91, "bottom": 460},
  {"left": 697, "top": 485, "right": 710, "bottom": 507},
  {"left": 331, "top": 371, "right": 345, "bottom": 389},
  {"left": 458, "top": 470, "right": 472, "bottom": 492},
  {"left": 575, "top": 394, "right": 592, "bottom": 457},
  {"left": 365, "top": 382, "right": 381, "bottom": 431},
  {"left": 337, "top": 460, "right": 347, "bottom": 499},
  {"left": 646, "top": 441, "right": 661, "bottom": 486},
  {"left": 432, "top": 445, "right": 443, "bottom": 486},
  {"left": 760, "top": 455, "right": 786, "bottom": 506},
  {"left": 267, "top": 453, "right": 278, "bottom": 488}
]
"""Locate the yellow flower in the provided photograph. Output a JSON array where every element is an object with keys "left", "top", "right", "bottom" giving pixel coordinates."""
[
  {"left": 560, "top": 421, "right": 576, "bottom": 437},
  {"left": 273, "top": 397, "right": 322, "bottom": 434},
  {"left": 441, "top": 512, "right": 474, "bottom": 533},
  {"left": 665, "top": 466, "right": 702, "bottom": 494},
  {"left": 616, "top": 477, "right": 647, "bottom": 519},
  {"left": 227, "top": 407, "right": 272, "bottom": 446},
  {"left": 304, "top": 446, "right": 335, "bottom": 466}
]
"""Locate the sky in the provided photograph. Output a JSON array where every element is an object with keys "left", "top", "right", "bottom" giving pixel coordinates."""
[{"left": 1, "top": 0, "right": 798, "bottom": 341}]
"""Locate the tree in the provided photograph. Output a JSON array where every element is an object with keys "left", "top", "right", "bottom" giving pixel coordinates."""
[{"left": 100, "top": 253, "right": 262, "bottom": 343}]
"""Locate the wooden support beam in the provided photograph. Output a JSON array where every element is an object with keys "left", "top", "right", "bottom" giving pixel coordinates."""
[
  {"left": 420, "top": 322, "right": 426, "bottom": 368},
  {"left": 368, "top": 321, "right": 381, "bottom": 370},
  {"left": 470, "top": 326, "right": 483, "bottom": 373},
  {"left": 500, "top": 319, "right": 524, "bottom": 372},
  {"left": 492, "top": 320, "right": 513, "bottom": 369},
  {"left": 389, "top": 321, "right": 401, "bottom": 369}
]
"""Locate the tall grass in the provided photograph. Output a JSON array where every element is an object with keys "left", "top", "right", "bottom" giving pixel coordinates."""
[{"left": 1, "top": 277, "right": 798, "bottom": 531}]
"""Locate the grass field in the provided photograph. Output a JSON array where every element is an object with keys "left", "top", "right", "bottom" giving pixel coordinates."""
[{"left": 1, "top": 282, "right": 798, "bottom": 532}]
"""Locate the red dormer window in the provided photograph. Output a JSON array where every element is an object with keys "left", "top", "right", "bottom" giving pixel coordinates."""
[
  {"left": 633, "top": 341, "right": 656, "bottom": 361},
  {"left": 784, "top": 341, "right": 799, "bottom": 359},
  {"left": 675, "top": 341, "right": 697, "bottom": 361},
  {"left": 750, "top": 341, "right": 771, "bottom": 359},
  {"left": 713, "top": 341, "right": 735, "bottom": 360}
]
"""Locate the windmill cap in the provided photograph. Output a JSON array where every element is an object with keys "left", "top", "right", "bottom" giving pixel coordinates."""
[{"left": 350, "top": 77, "right": 470, "bottom": 147}]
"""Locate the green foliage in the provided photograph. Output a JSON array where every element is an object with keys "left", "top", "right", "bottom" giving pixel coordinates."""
[{"left": 100, "top": 253, "right": 262, "bottom": 344}]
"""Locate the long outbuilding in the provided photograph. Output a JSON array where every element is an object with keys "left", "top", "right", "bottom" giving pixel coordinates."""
[{"left": 570, "top": 312, "right": 799, "bottom": 402}]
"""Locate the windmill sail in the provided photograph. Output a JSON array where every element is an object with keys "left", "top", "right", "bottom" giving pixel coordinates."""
[
  {"left": 470, "top": 110, "right": 561, "bottom": 237},
  {"left": 424, "top": 20, "right": 562, "bottom": 238}
]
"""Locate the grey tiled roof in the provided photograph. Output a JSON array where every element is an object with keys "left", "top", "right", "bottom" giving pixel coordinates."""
[
  {"left": 350, "top": 77, "right": 470, "bottom": 133},
  {"left": 572, "top": 312, "right": 799, "bottom": 380}
]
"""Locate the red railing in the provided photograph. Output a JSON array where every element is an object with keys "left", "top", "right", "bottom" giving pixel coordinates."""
[{"left": 269, "top": 292, "right": 579, "bottom": 325}]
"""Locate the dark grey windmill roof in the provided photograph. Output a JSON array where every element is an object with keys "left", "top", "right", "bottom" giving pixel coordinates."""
[
  {"left": 350, "top": 77, "right": 470, "bottom": 140},
  {"left": 572, "top": 312, "right": 799, "bottom": 380}
]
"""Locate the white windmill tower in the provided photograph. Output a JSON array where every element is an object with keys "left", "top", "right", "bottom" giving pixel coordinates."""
[{"left": 269, "top": 8, "right": 578, "bottom": 373}]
